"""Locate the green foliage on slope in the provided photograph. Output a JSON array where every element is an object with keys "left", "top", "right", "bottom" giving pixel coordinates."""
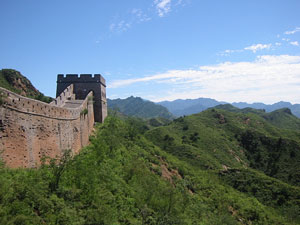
[
  {"left": 263, "top": 108, "right": 300, "bottom": 131},
  {"left": 146, "top": 108, "right": 300, "bottom": 186},
  {"left": 0, "top": 69, "right": 52, "bottom": 103},
  {"left": 215, "top": 104, "right": 300, "bottom": 131},
  {"left": 219, "top": 168, "right": 300, "bottom": 222},
  {"left": 108, "top": 96, "right": 174, "bottom": 119},
  {"left": 0, "top": 111, "right": 300, "bottom": 224}
]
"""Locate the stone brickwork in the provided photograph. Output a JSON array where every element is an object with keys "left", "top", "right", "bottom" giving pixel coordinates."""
[
  {"left": 50, "top": 85, "right": 75, "bottom": 107},
  {"left": 0, "top": 81, "right": 98, "bottom": 168},
  {"left": 56, "top": 74, "right": 107, "bottom": 123}
]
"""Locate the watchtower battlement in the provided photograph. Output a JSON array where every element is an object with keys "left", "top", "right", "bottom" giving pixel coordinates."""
[
  {"left": 56, "top": 74, "right": 107, "bottom": 123},
  {"left": 57, "top": 74, "right": 106, "bottom": 85},
  {"left": 0, "top": 73, "right": 107, "bottom": 168}
]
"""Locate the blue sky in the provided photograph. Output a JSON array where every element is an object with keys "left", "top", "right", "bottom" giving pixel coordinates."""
[{"left": 0, "top": 0, "right": 300, "bottom": 103}]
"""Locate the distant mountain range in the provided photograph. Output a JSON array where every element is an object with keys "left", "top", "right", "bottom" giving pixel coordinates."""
[
  {"left": 107, "top": 96, "right": 300, "bottom": 119},
  {"left": 107, "top": 96, "right": 174, "bottom": 119},
  {"left": 158, "top": 98, "right": 226, "bottom": 117},
  {"left": 158, "top": 98, "right": 300, "bottom": 118}
]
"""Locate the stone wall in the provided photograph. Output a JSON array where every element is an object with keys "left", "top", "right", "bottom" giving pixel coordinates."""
[
  {"left": 56, "top": 74, "right": 107, "bottom": 123},
  {"left": 0, "top": 87, "right": 94, "bottom": 168},
  {"left": 50, "top": 84, "right": 75, "bottom": 107}
]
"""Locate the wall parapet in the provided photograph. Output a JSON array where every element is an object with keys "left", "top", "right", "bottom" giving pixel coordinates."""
[
  {"left": 0, "top": 86, "right": 95, "bottom": 168},
  {"left": 56, "top": 74, "right": 107, "bottom": 123},
  {"left": 57, "top": 74, "right": 106, "bottom": 87},
  {"left": 0, "top": 87, "right": 91, "bottom": 120},
  {"left": 50, "top": 84, "right": 75, "bottom": 107}
]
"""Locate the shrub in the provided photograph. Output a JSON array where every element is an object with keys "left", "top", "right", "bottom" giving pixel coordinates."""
[{"left": 80, "top": 108, "right": 88, "bottom": 116}]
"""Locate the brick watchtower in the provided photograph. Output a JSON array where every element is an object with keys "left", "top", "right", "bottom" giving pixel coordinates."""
[{"left": 56, "top": 74, "right": 107, "bottom": 122}]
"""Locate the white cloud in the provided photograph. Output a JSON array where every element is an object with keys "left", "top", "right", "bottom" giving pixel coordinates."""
[
  {"left": 110, "top": 55, "right": 300, "bottom": 103},
  {"left": 219, "top": 43, "right": 273, "bottom": 56},
  {"left": 224, "top": 50, "right": 234, "bottom": 53},
  {"left": 244, "top": 43, "right": 272, "bottom": 53},
  {"left": 131, "top": 8, "right": 140, "bottom": 14},
  {"left": 290, "top": 41, "right": 299, "bottom": 46},
  {"left": 131, "top": 8, "right": 151, "bottom": 22},
  {"left": 175, "top": 0, "right": 189, "bottom": 6},
  {"left": 275, "top": 42, "right": 281, "bottom": 46},
  {"left": 109, "top": 23, "right": 115, "bottom": 31},
  {"left": 154, "top": 0, "right": 172, "bottom": 17},
  {"left": 109, "top": 8, "right": 151, "bottom": 34},
  {"left": 109, "top": 20, "right": 131, "bottom": 33},
  {"left": 284, "top": 27, "right": 300, "bottom": 35},
  {"left": 108, "top": 0, "right": 183, "bottom": 35},
  {"left": 218, "top": 49, "right": 243, "bottom": 56}
]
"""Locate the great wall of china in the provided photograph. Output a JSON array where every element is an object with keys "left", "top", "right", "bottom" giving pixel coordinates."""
[{"left": 0, "top": 74, "right": 107, "bottom": 168}]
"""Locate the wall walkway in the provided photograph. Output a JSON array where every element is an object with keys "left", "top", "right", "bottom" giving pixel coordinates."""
[{"left": 0, "top": 86, "right": 94, "bottom": 168}]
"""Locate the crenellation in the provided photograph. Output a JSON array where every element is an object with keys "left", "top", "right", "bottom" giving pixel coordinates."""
[
  {"left": 57, "top": 74, "right": 103, "bottom": 84},
  {"left": 66, "top": 74, "right": 79, "bottom": 77},
  {"left": 56, "top": 74, "right": 107, "bottom": 122},
  {"left": 80, "top": 74, "right": 92, "bottom": 77},
  {"left": 0, "top": 81, "right": 98, "bottom": 168}
]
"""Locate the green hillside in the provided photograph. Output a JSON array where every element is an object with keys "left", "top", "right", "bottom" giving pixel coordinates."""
[
  {"left": 108, "top": 96, "right": 174, "bottom": 119},
  {"left": 0, "top": 69, "right": 52, "bottom": 103},
  {"left": 215, "top": 104, "right": 300, "bottom": 131},
  {"left": 1, "top": 110, "right": 300, "bottom": 224},
  {"left": 146, "top": 108, "right": 300, "bottom": 185},
  {"left": 263, "top": 108, "right": 300, "bottom": 131}
]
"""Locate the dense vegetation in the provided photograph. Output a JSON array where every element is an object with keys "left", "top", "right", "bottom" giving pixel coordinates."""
[
  {"left": 108, "top": 96, "right": 174, "bottom": 119},
  {"left": 215, "top": 104, "right": 300, "bottom": 131},
  {"left": 0, "top": 69, "right": 52, "bottom": 103},
  {"left": 1, "top": 107, "right": 300, "bottom": 224},
  {"left": 146, "top": 107, "right": 300, "bottom": 185}
]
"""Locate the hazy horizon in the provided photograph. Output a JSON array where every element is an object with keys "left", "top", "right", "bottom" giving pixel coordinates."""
[{"left": 109, "top": 95, "right": 299, "bottom": 105}]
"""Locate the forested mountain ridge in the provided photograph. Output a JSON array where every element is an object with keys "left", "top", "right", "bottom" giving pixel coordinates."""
[
  {"left": 108, "top": 96, "right": 174, "bottom": 119},
  {"left": 146, "top": 107, "right": 300, "bottom": 186},
  {"left": 214, "top": 104, "right": 300, "bottom": 131},
  {"left": 1, "top": 107, "right": 300, "bottom": 224}
]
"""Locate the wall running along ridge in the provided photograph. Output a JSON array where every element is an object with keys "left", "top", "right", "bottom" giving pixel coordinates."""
[
  {"left": 56, "top": 74, "right": 107, "bottom": 123},
  {"left": 0, "top": 85, "right": 94, "bottom": 168}
]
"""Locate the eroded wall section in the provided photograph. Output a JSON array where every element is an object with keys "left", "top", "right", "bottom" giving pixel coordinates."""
[{"left": 0, "top": 87, "right": 94, "bottom": 168}]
